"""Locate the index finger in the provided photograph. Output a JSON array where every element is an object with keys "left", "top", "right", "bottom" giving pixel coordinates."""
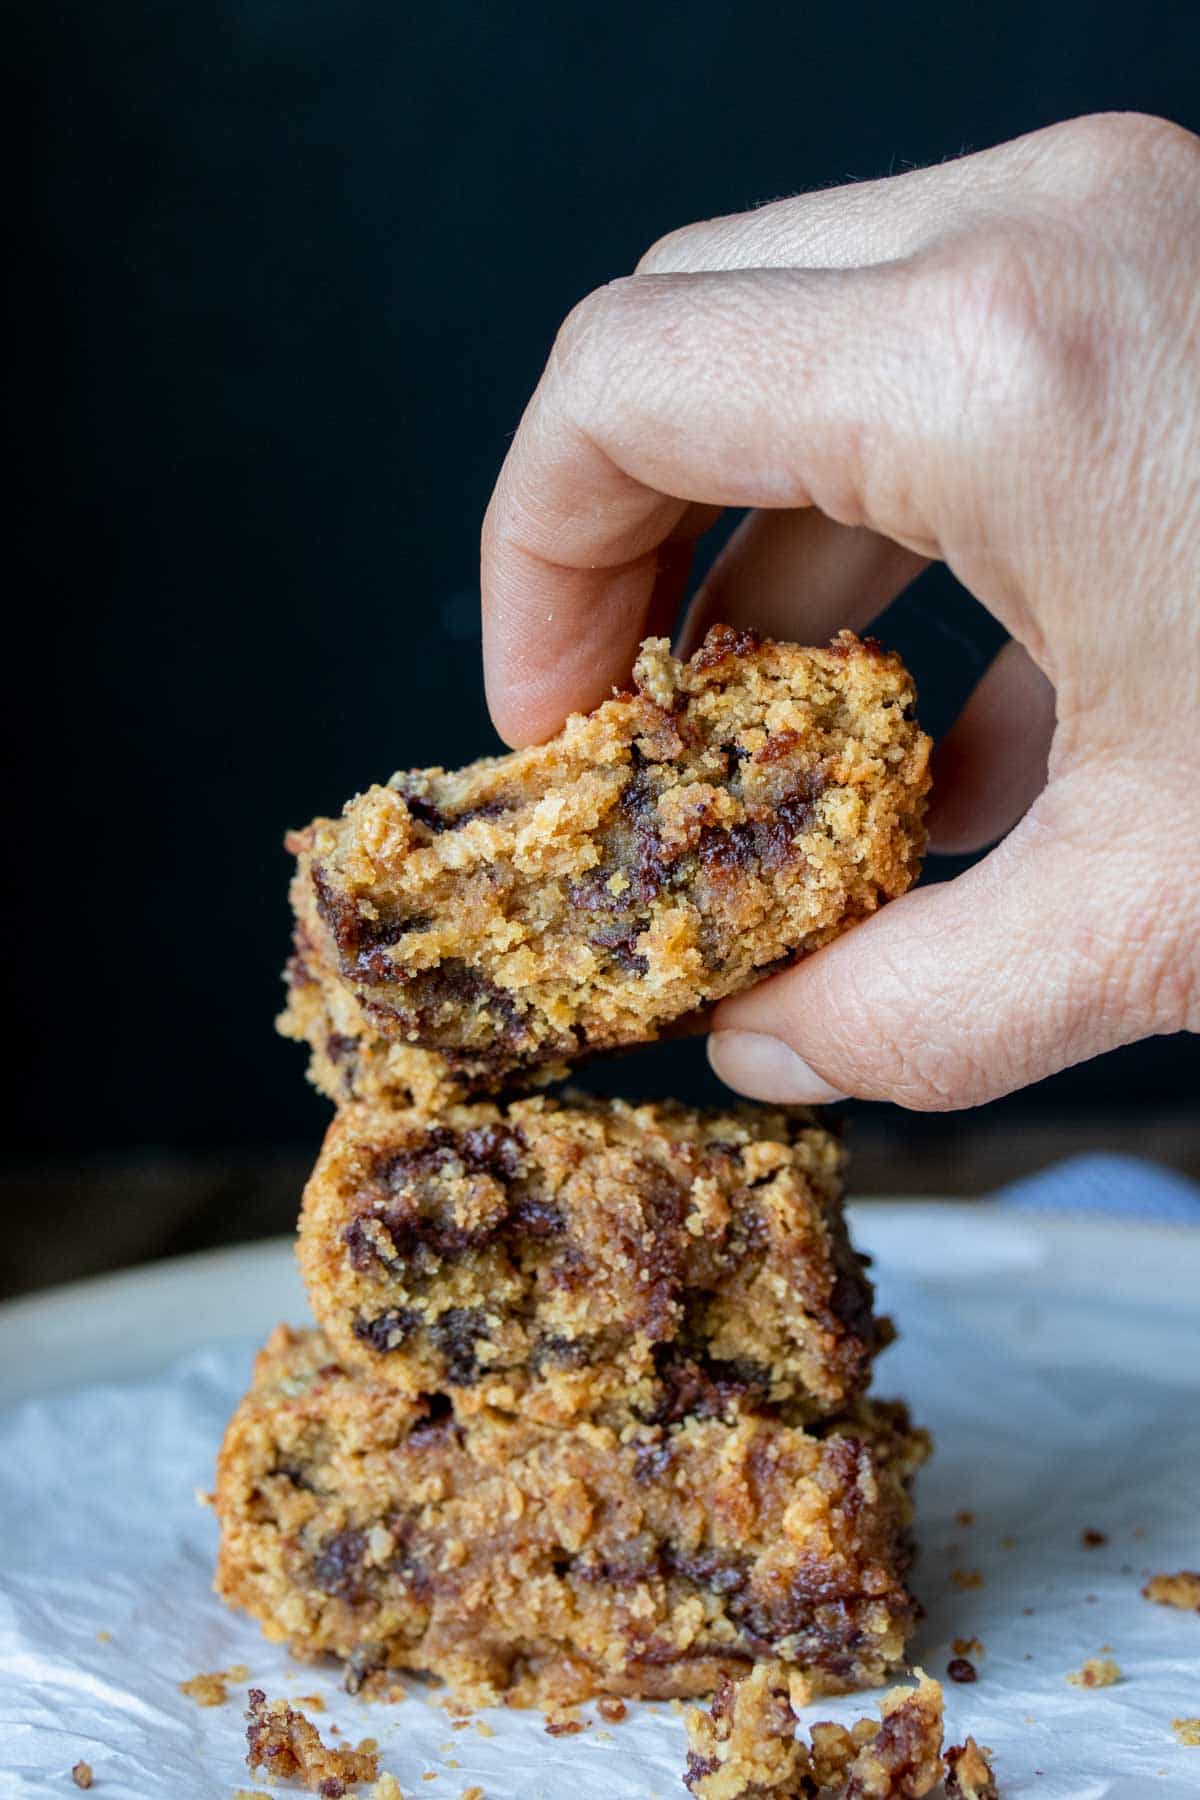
[{"left": 481, "top": 260, "right": 948, "bottom": 745}]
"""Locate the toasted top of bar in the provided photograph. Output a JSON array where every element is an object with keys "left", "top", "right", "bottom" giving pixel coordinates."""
[
  {"left": 297, "top": 1090, "right": 882, "bottom": 1424},
  {"left": 284, "top": 627, "right": 930, "bottom": 1099}
]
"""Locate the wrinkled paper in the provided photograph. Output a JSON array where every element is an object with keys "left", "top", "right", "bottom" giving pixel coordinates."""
[{"left": 1, "top": 1210, "right": 1198, "bottom": 1799}]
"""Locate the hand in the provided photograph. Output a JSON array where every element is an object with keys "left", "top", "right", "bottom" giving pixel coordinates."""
[{"left": 480, "top": 113, "right": 1200, "bottom": 1110}]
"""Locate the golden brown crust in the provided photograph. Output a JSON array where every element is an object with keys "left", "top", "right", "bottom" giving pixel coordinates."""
[
  {"left": 215, "top": 1327, "right": 928, "bottom": 1710},
  {"left": 280, "top": 628, "right": 929, "bottom": 1104},
  {"left": 297, "top": 1091, "right": 881, "bottom": 1425}
]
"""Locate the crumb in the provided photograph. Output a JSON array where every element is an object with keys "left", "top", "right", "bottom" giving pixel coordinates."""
[
  {"left": 1134, "top": 1526, "right": 1147, "bottom": 1539},
  {"left": 594, "top": 1729, "right": 612, "bottom": 1742},
  {"left": 670, "top": 1699, "right": 686, "bottom": 1715},
  {"left": 999, "top": 1536, "right": 1017, "bottom": 1550},
  {"left": 95, "top": 1630, "right": 111, "bottom": 1644},
  {"left": 473, "top": 1722, "right": 494, "bottom": 1739},
  {"left": 1081, "top": 1529, "right": 1108, "bottom": 1548},
  {"left": 460, "top": 1789, "right": 484, "bottom": 1800},
  {"left": 952, "top": 1637, "right": 984, "bottom": 1659},
  {"left": 685, "top": 1663, "right": 944, "bottom": 1797},
  {"left": 369, "top": 1778, "right": 405, "bottom": 1800},
  {"left": 71, "top": 1764, "right": 93, "bottom": 1790},
  {"left": 956, "top": 1510, "right": 975, "bottom": 1528},
  {"left": 450, "top": 1721, "right": 469, "bottom": 1731},
  {"left": 296, "top": 1694, "right": 327, "bottom": 1711},
  {"left": 444, "top": 1762, "right": 459, "bottom": 1770},
  {"left": 1066, "top": 1657, "right": 1122, "bottom": 1689},
  {"left": 946, "top": 1658, "right": 977, "bottom": 1684},
  {"left": 180, "top": 1669, "right": 242, "bottom": 1707},
  {"left": 245, "top": 1688, "right": 379, "bottom": 1794},
  {"left": 544, "top": 1719, "right": 585, "bottom": 1736},
  {"left": 1172, "top": 1718, "right": 1200, "bottom": 1746},
  {"left": 1022, "top": 1606, "right": 1035, "bottom": 1616},
  {"left": 1143, "top": 1571, "right": 1200, "bottom": 1612},
  {"left": 944, "top": 1736, "right": 999, "bottom": 1799},
  {"left": 422, "top": 1777, "right": 437, "bottom": 1784},
  {"left": 596, "top": 1698, "right": 627, "bottom": 1723},
  {"left": 1099, "top": 1645, "right": 1113, "bottom": 1654},
  {"left": 439, "top": 1744, "right": 454, "bottom": 1754},
  {"left": 951, "top": 1569, "right": 984, "bottom": 1591}
]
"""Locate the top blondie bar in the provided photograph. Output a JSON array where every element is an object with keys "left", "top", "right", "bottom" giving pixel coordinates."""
[{"left": 281, "top": 626, "right": 930, "bottom": 1105}]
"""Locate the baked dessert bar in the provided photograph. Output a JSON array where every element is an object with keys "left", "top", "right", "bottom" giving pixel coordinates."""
[
  {"left": 297, "top": 1092, "right": 882, "bottom": 1425},
  {"left": 215, "top": 1326, "right": 928, "bottom": 1709},
  {"left": 281, "top": 627, "right": 929, "bottom": 1104}
]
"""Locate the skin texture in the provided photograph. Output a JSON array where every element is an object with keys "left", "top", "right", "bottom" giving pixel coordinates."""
[{"left": 480, "top": 112, "right": 1200, "bottom": 1110}]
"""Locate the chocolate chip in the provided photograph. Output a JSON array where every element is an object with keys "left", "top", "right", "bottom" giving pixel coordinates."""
[{"left": 947, "top": 1657, "right": 978, "bottom": 1683}]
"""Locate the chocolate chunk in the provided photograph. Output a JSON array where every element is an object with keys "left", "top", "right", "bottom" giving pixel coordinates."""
[
  {"left": 690, "top": 623, "right": 763, "bottom": 672},
  {"left": 352, "top": 1307, "right": 420, "bottom": 1353},
  {"left": 947, "top": 1656, "right": 977, "bottom": 1683},
  {"left": 344, "top": 1643, "right": 386, "bottom": 1695},
  {"left": 428, "top": 1307, "right": 489, "bottom": 1384},
  {"left": 312, "top": 1528, "right": 368, "bottom": 1600}
]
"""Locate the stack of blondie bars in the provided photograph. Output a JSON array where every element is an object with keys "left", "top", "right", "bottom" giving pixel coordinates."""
[{"left": 214, "top": 625, "right": 933, "bottom": 1711}]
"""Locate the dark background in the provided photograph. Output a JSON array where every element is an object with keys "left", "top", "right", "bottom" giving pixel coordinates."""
[{"left": 6, "top": 1, "right": 1198, "bottom": 1295}]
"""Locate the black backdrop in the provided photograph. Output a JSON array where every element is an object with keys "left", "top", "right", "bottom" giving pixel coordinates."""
[{"left": 8, "top": 1, "right": 1198, "bottom": 1178}]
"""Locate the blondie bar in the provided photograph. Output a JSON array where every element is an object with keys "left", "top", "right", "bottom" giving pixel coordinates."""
[
  {"left": 297, "top": 1092, "right": 881, "bottom": 1425},
  {"left": 215, "top": 1327, "right": 927, "bottom": 1708},
  {"left": 281, "top": 627, "right": 929, "bottom": 1103}
]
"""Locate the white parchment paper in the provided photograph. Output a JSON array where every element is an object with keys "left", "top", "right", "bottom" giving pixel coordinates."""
[{"left": 1, "top": 1214, "right": 1198, "bottom": 1799}]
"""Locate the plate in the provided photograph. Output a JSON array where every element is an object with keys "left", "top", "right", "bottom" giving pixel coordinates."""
[{"left": 1, "top": 1205, "right": 1198, "bottom": 1799}]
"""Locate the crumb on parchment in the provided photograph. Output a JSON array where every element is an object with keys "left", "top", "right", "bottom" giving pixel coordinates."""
[
  {"left": 944, "top": 1736, "right": 999, "bottom": 1800},
  {"left": 953, "top": 1637, "right": 984, "bottom": 1659},
  {"left": 1144, "top": 1571, "right": 1200, "bottom": 1611},
  {"left": 685, "top": 1663, "right": 945, "bottom": 1798},
  {"left": 179, "top": 1664, "right": 249, "bottom": 1707},
  {"left": 70, "top": 1764, "right": 93, "bottom": 1790},
  {"left": 246, "top": 1688, "right": 379, "bottom": 1793},
  {"left": 1173, "top": 1718, "right": 1200, "bottom": 1746},
  {"left": 369, "top": 1778, "right": 405, "bottom": 1800},
  {"left": 1067, "top": 1657, "right": 1122, "bottom": 1688},
  {"left": 951, "top": 1569, "right": 985, "bottom": 1591}
]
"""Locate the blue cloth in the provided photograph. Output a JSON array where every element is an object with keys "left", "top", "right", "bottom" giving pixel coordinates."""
[{"left": 995, "top": 1151, "right": 1200, "bottom": 1223}]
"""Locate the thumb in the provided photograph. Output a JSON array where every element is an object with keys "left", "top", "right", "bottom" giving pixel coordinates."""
[{"left": 708, "top": 770, "right": 1191, "bottom": 1111}]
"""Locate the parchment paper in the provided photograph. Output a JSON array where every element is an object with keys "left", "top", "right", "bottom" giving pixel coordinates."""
[{"left": 1, "top": 1218, "right": 1198, "bottom": 1799}]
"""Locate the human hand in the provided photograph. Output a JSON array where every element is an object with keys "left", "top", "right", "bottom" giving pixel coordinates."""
[{"left": 480, "top": 113, "right": 1200, "bottom": 1110}]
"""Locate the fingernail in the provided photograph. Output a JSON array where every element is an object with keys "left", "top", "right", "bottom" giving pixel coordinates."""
[{"left": 708, "top": 1030, "right": 849, "bottom": 1105}]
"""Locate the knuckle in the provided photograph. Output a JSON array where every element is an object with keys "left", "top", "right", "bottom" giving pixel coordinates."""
[
  {"left": 636, "top": 222, "right": 708, "bottom": 274},
  {"left": 1047, "top": 110, "right": 1200, "bottom": 186},
  {"left": 548, "top": 276, "right": 644, "bottom": 391},
  {"left": 915, "top": 230, "right": 1110, "bottom": 433}
]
